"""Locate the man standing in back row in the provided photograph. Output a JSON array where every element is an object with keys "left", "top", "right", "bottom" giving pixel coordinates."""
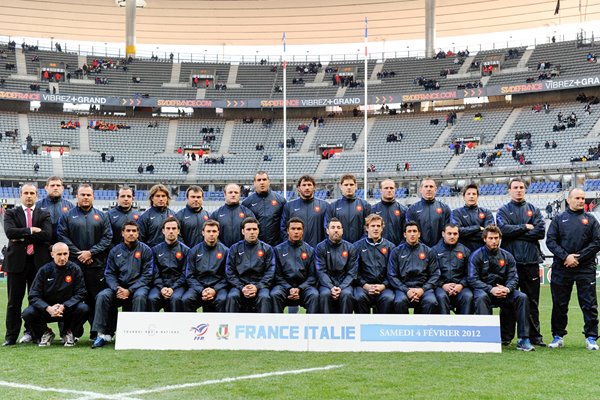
[
  {"left": 451, "top": 183, "right": 494, "bottom": 252},
  {"left": 243, "top": 171, "right": 286, "bottom": 247},
  {"left": 372, "top": 179, "right": 406, "bottom": 246},
  {"left": 325, "top": 174, "right": 371, "bottom": 243},
  {"left": 57, "top": 184, "right": 112, "bottom": 339},
  {"left": 496, "top": 178, "right": 546, "bottom": 346},
  {"left": 546, "top": 188, "right": 600, "bottom": 350},
  {"left": 406, "top": 178, "right": 451, "bottom": 247}
]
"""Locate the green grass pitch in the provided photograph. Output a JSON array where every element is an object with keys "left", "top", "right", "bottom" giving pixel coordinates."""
[{"left": 0, "top": 281, "right": 597, "bottom": 400}]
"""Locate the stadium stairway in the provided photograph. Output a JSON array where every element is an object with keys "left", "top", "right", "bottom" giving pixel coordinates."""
[
  {"left": 517, "top": 48, "right": 535, "bottom": 69},
  {"left": 433, "top": 112, "right": 463, "bottom": 147},
  {"left": 313, "top": 68, "right": 326, "bottom": 83},
  {"left": 78, "top": 55, "right": 86, "bottom": 68},
  {"left": 227, "top": 64, "right": 239, "bottom": 85},
  {"left": 299, "top": 125, "right": 318, "bottom": 153},
  {"left": 314, "top": 157, "right": 330, "bottom": 178},
  {"left": 18, "top": 113, "right": 30, "bottom": 143},
  {"left": 350, "top": 118, "right": 376, "bottom": 152},
  {"left": 79, "top": 116, "right": 89, "bottom": 151},
  {"left": 52, "top": 155, "right": 64, "bottom": 176},
  {"left": 457, "top": 55, "right": 475, "bottom": 75},
  {"left": 196, "top": 88, "right": 206, "bottom": 99},
  {"left": 15, "top": 49, "right": 27, "bottom": 76},
  {"left": 370, "top": 62, "right": 384, "bottom": 80},
  {"left": 489, "top": 107, "right": 522, "bottom": 144},
  {"left": 165, "top": 119, "right": 178, "bottom": 153},
  {"left": 587, "top": 117, "right": 600, "bottom": 138},
  {"left": 442, "top": 150, "right": 464, "bottom": 173},
  {"left": 219, "top": 120, "right": 235, "bottom": 154},
  {"left": 185, "top": 159, "right": 199, "bottom": 181},
  {"left": 170, "top": 63, "right": 181, "bottom": 84},
  {"left": 335, "top": 86, "right": 347, "bottom": 97}
]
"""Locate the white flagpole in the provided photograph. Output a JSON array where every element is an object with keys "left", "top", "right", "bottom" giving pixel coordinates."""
[
  {"left": 363, "top": 17, "right": 369, "bottom": 200},
  {"left": 283, "top": 32, "right": 288, "bottom": 199}
]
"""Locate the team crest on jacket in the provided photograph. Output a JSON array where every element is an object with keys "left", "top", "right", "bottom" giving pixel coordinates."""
[
  {"left": 381, "top": 247, "right": 388, "bottom": 255},
  {"left": 301, "top": 252, "right": 308, "bottom": 260},
  {"left": 175, "top": 252, "right": 183, "bottom": 259},
  {"left": 456, "top": 252, "right": 464, "bottom": 259},
  {"left": 134, "top": 251, "right": 142, "bottom": 259},
  {"left": 62, "top": 206, "right": 69, "bottom": 212},
  {"left": 479, "top": 212, "right": 485, "bottom": 219},
  {"left": 203, "top": 215, "right": 209, "bottom": 220},
  {"left": 271, "top": 200, "right": 278, "bottom": 206},
  {"left": 93, "top": 214, "right": 100, "bottom": 221},
  {"left": 499, "top": 259, "right": 505, "bottom": 267},
  {"left": 394, "top": 209, "right": 401, "bottom": 216},
  {"left": 527, "top": 210, "right": 533, "bottom": 217},
  {"left": 356, "top": 205, "right": 363, "bottom": 212},
  {"left": 436, "top": 207, "right": 442, "bottom": 214},
  {"left": 239, "top": 212, "right": 245, "bottom": 218},
  {"left": 133, "top": 214, "right": 139, "bottom": 220},
  {"left": 314, "top": 206, "right": 321, "bottom": 212},
  {"left": 216, "top": 252, "right": 223, "bottom": 259},
  {"left": 257, "top": 250, "right": 264, "bottom": 257},
  {"left": 419, "top": 252, "right": 426, "bottom": 260},
  {"left": 65, "top": 275, "right": 72, "bottom": 283},
  {"left": 582, "top": 218, "right": 589, "bottom": 225},
  {"left": 342, "top": 250, "right": 348, "bottom": 258}
]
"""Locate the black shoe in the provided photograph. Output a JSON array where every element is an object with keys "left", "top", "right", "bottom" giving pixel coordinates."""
[
  {"left": 531, "top": 339, "right": 547, "bottom": 347},
  {"left": 501, "top": 340, "right": 511, "bottom": 346},
  {"left": 2, "top": 340, "right": 16, "bottom": 346}
]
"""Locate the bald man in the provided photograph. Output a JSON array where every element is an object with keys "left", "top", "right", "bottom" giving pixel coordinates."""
[
  {"left": 546, "top": 188, "right": 600, "bottom": 350},
  {"left": 21, "top": 243, "right": 88, "bottom": 347}
]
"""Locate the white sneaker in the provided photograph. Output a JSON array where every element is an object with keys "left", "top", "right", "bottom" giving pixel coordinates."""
[
  {"left": 63, "top": 331, "right": 75, "bottom": 347},
  {"left": 38, "top": 330, "right": 55, "bottom": 347},
  {"left": 548, "top": 336, "right": 564, "bottom": 349},
  {"left": 19, "top": 332, "right": 33, "bottom": 344},
  {"left": 586, "top": 337, "right": 599, "bottom": 351}
]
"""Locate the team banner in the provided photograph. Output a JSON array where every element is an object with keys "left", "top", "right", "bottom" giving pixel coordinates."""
[
  {"left": 2, "top": 73, "right": 599, "bottom": 108},
  {"left": 115, "top": 313, "right": 501, "bottom": 353}
]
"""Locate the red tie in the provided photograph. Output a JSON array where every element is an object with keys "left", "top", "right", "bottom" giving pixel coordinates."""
[{"left": 26, "top": 207, "right": 34, "bottom": 255}]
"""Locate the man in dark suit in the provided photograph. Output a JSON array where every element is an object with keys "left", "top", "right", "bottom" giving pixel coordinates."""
[{"left": 3, "top": 183, "right": 52, "bottom": 346}]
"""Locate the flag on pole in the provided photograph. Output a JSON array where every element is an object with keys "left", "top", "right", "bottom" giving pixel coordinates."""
[
  {"left": 364, "top": 17, "right": 368, "bottom": 56},
  {"left": 554, "top": 0, "right": 560, "bottom": 15},
  {"left": 282, "top": 32, "right": 287, "bottom": 69}
]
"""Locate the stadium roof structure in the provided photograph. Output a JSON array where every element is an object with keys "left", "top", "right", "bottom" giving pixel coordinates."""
[{"left": 1, "top": 0, "right": 598, "bottom": 46}]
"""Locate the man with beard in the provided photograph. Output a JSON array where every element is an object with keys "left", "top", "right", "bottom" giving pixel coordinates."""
[
  {"left": 36, "top": 176, "right": 74, "bottom": 244},
  {"left": 211, "top": 183, "right": 255, "bottom": 247},
  {"left": 225, "top": 217, "right": 274, "bottom": 312},
  {"left": 468, "top": 225, "right": 534, "bottom": 351},
  {"left": 372, "top": 179, "right": 406, "bottom": 246},
  {"left": 432, "top": 224, "right": 473, "bottom": 315},
  {"left": 57, "top": 184, "right": 112, "bottom": 339},
  {"left": 180, "top": 220, "right": 230, "bottom": 312},
  {"left": 107, "top": 186, "right": 139, "bottom": 248},
  {"left": 451, "top": 183, "right": 494, "bottom": 252},
  {"left": 138, "top": 184, "right": 176, "bottom": 247},
  {"left": 388, "top": 221, "right": 440, "bottom": 314},
  {"left": 92, "top": 221, "right": 153, "bottom": 348},
  {"left": 176, "top": 185, "right": 210, "bottom": 248},
  {"left": 325, "top": 174, "right": 371, "bottom": 243},
  {"left": 148, "top": 217, "right": 189, "bottom": 312},
  {"left": 280, "top": 175, "right": 328, "bottom": 248},
  {"left": 406, "top": 178, "right": 451, "bottom": 247},
  {"left": 315, "top": 218, "right": 357, "bottom": 313},
  {"left": 270, "top": 217, "right": 319, "bottom": 313},
  {"left": 21, "top": 242, "right": 88, "bottom": 347},
  {"left": 243, "top": 171, "right": 286, "bottom": 247}
]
